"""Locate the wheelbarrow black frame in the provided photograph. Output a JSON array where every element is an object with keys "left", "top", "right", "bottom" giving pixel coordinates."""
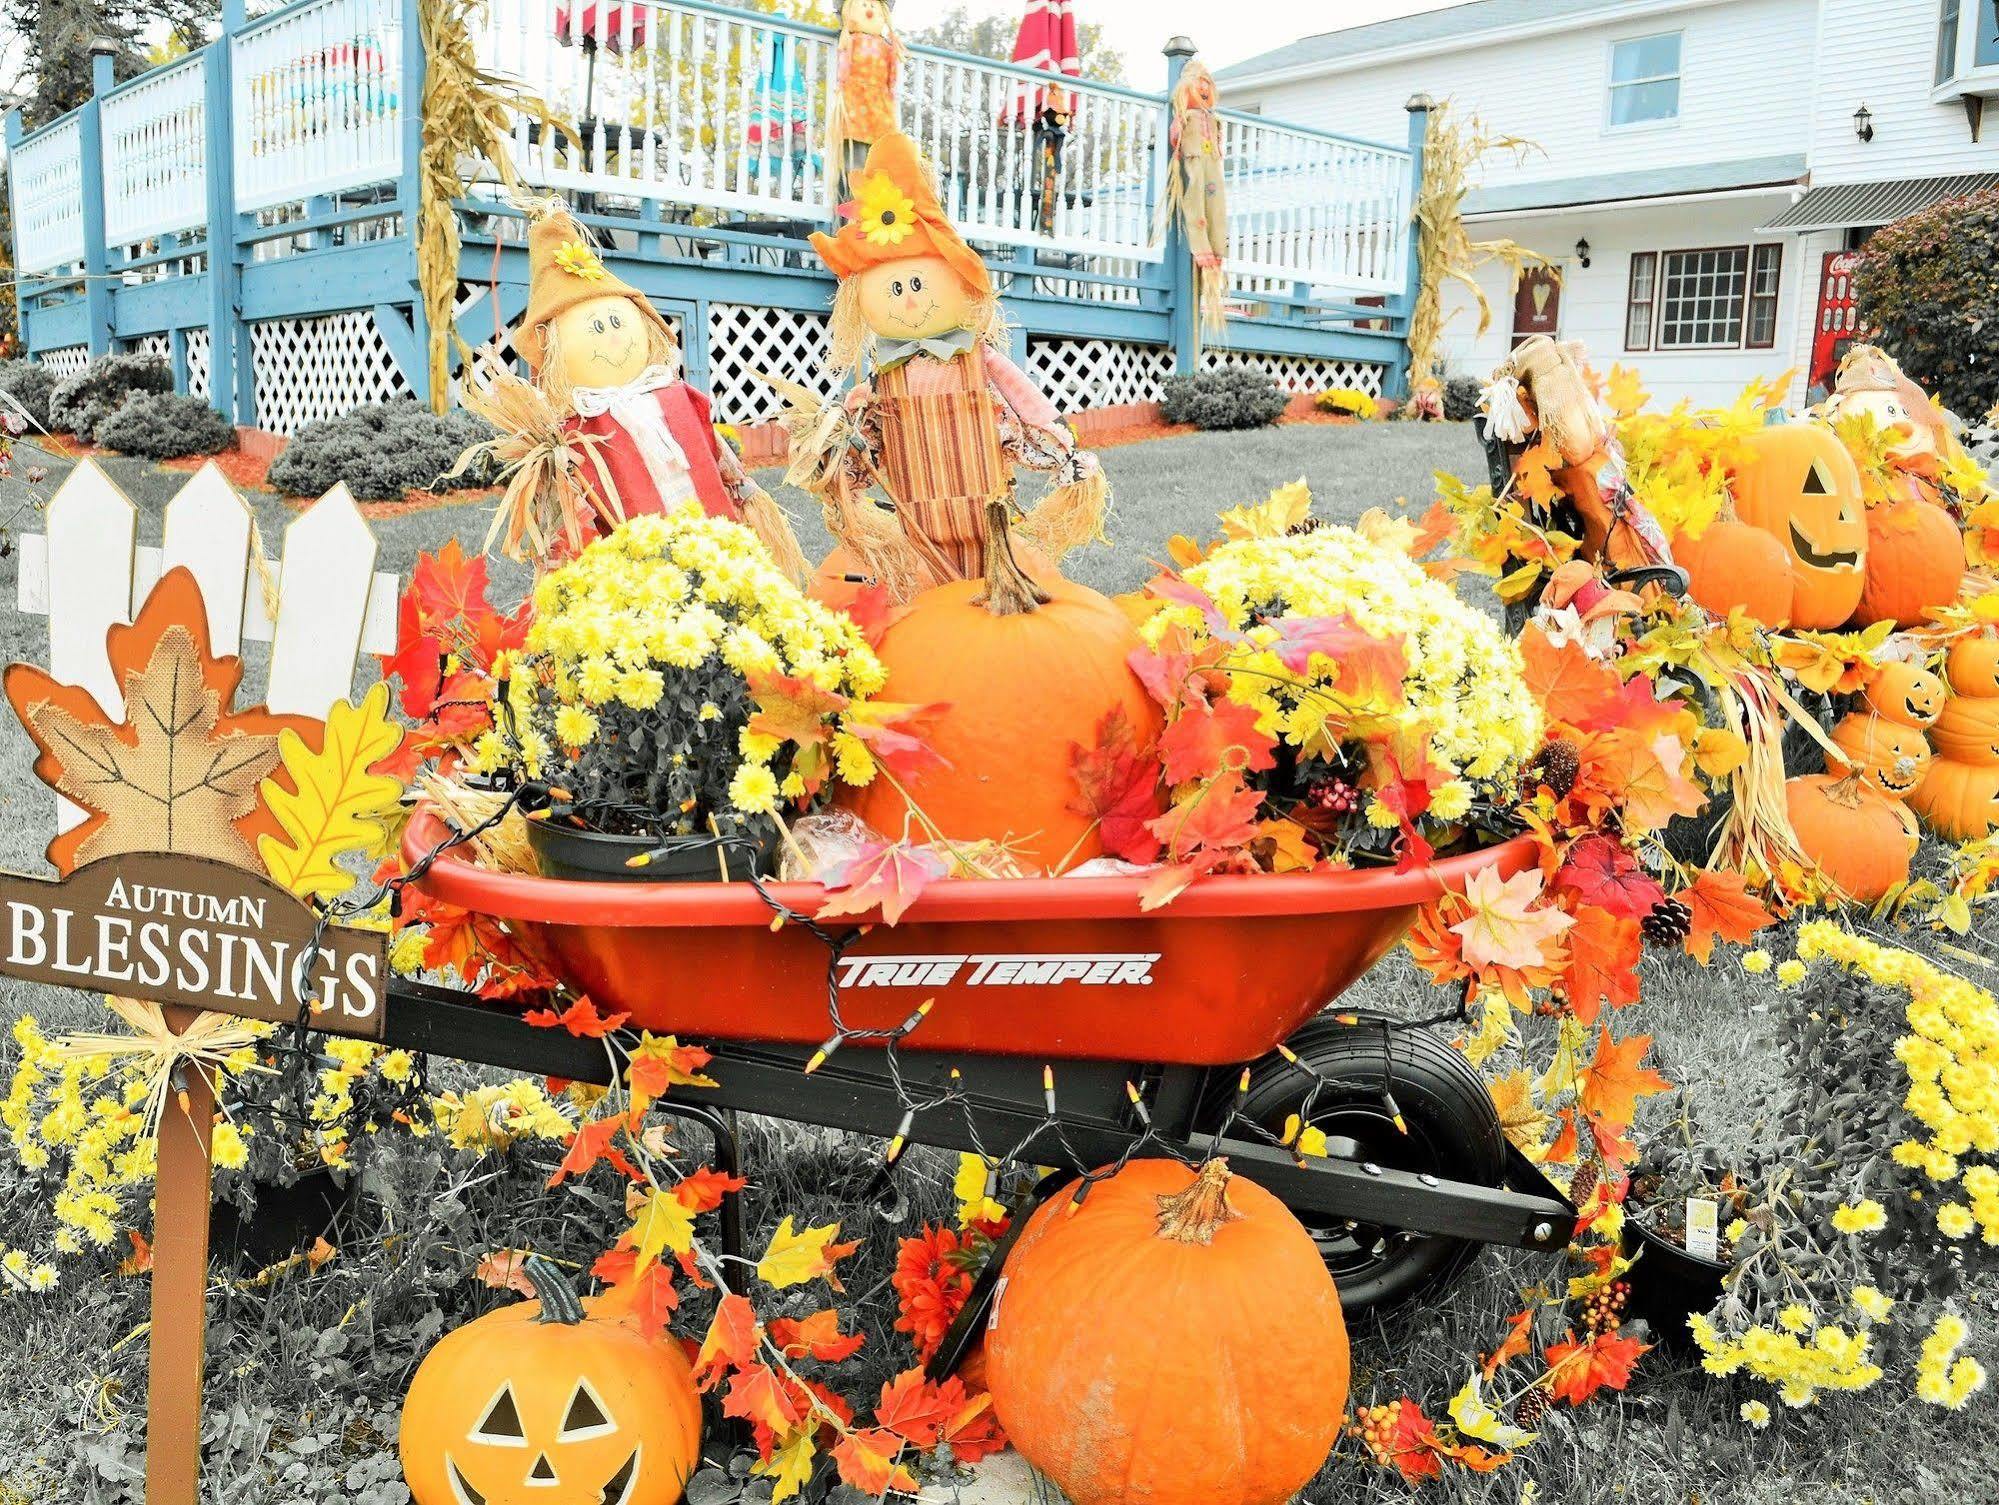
[{"left": 384, "top": 976, "right": 1577, "bottom": 1358}]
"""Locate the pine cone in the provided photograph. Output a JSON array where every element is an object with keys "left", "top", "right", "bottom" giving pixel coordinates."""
[
  {"left": 1522, "top": 738, "right": 1581, "bottom": 798},
  {"left": 1513, "top": 1389, "right": 1550, "bottom": 1428},
  {"left": 1641, "top": 897, "right": 1692, "bottom": 945},
  {"left": 1286, "top": 517, "right": 1324, "bottom": 536},
  {"left": 1569, "top": 1159, "right": 1601, "bottom": 1207}
]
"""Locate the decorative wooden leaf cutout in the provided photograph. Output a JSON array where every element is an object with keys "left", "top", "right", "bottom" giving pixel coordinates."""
[
  {"left": 256, "top": 682, "right": 406, "bottom": 900},
  {"left": 4, "top": 567, "right": 320, "bottom": 876}
]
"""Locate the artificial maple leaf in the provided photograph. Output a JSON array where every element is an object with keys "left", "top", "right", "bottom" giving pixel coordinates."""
[
  {"left": 843, "top": 582, "right": 898, "bottom": 648},
  {"left": 842, "top": 699, "right": 950, "bottom": 786},
  {"left": 5, "top": 568, "right": 311, "bottom": 874},
  {"left": 1145, "top": 575, "right": 1240, "bottom": 639},
  {"left": 1218, "top": 477, "right": 1312, "bottom": 540},
  {"left": 1450, "top": 866, "right": 1576, "bottom": 972},
  {"left": 1148, "top": 771, "right": 1263, "bottom": 864},
  {"left": 1067, "top": 705, "right": 1165, "bottom": 864},
  {"left": 693, "top": 1292, "right": 761, "bottom": 1390},
  {"left": 758, "top": 1217, "right": 863, "bottom": 1291},
  {"left": 614, "top": 1259, "right": 680, "bottom": 1342},
  {"left": 523, "top": 994, "right": 631, "bottom": 1038},
  {"left": 1543, "top": 1329, "right": 1649, "bottom": 1406},
  {"left": 1561, "top": 909, "right": 1644, "bottom": 1024},
  {"left": 409, "top": 538, "right": 492, "bottom": 637},
  {"left": 753, "top": 1430, "right": 820, "bottom": 1504},
  {"left": 1481, "top": 1309, "right": 1536, "bottom": 1380},
  {"left": 1266, "top": 614, "right": 1408, "bottom": 704},
  {"left": 1519, "top": 623, "right": 1622, "bottom": 728},
  {"left": 747, "top": 670, "right": 848, "bottom": 749},
  {"left": 1604, "top": 363, "right": 1649, "bottom": 419},
  {"left": 1692, "top": 726, "right": 1749, "bottom": 781},
  {"left": 1555, "top": 834, "right": 1664, "bottom": 920},
  {"left": 831, "top": 1428, "right": 916, "bottom": 1496},
  {"left": 1576, "top": 1027, "right": 1671, "bottom": 1129},
  {"left": 1159, "top": 696, "right": 1277, "bottom": 787},
  {"left": 674, "top": 1166, "right": 749, "bottom": 1213},
  {"left": 815, "top": 838, "right": 949, "bottom": 927},
  {"left": 630, "top": 1186, "right": 698, "bottom": 1270},
  {"left": 626, "top": 1033, "right": 718, "bottom": 1104},
  {"left": 1487, "top": 1072, "right": 1553, "bottom": 1160},
  {"left": 726, "top": 1363, "right": 808, "bottom": 1439},
  {"left": 117, "top": 1229, "right": 152, "bottom": 1277},
  {"left": 383, "top": 595, "right": 446, "bottom": 720},
  {"left": 769, "top": 1309, "right": 865, "bottom": 1363},
  {"left": 1679, "top": 870, "right": 1777, "bottom": 964},
  {"left": 548, "top": 1113, "right": 638, "bottom": 1187},
  {"left": 256, "top": 681, "right": 405, "bottom": 899},
  {"left": 1373, "top": 1397, "right": 1446, "bottom": 1484},
  {"left": 473, "top": 1247, "right": 536, "bottom": 1295},
  {"left": 874, "top": 1367, "right": 958, "bottom": 1448},
  {"left": 1594, "top": 727, "right": 1705, "bottom": 833}
]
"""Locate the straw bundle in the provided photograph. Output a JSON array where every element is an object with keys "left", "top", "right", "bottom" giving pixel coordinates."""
[
  {"left": 416, "top": 770, "right": 540, "bottom": 875},
  {"left": 47, "top": 999, "right": 273, "bottom": 1141},
  {"left": 450, "top": 355, "right": 624, "bottom": 561},
  {"left": 1707, "top": 669, "right": 1812, "bottom": 882}
]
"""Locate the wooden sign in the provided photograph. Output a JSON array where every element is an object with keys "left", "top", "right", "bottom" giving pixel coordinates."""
[{"left": 0, "top": 852, "right": 386, "bottom": 1040}]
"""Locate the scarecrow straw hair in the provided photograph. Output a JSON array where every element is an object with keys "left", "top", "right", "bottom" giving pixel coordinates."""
[
  {"left": 451, "top": 353, "right": 624, "bottom": 561},
  {"left": 1406, "top": 102, "right": 1548, "bottom": 396},
  {"left": 48, "top": 999, "right": 273, "bottom": 1141},
  {"left": 416, "top": 0, "right": 566, "bottom": 413}
]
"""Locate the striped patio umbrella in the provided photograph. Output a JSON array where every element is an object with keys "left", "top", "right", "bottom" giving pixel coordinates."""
[{"left": 1000, "top": 0, "right": 1081, "bottom": 126}]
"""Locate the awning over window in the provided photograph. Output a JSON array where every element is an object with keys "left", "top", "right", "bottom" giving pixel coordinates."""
[{"left": 1761, "top": 173, "right": 1999, "bottom": 233}]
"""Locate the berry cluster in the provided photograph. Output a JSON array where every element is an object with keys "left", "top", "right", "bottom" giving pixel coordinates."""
[
  {"left": 1582, "top": 1280, "right": 1630, "bottom": 1338},
  {"left": 1306, "top": 777, "right": 1360, "bottom": 817},
  {"left": 1351, "top": 1402, "right": 1406, "bottom": 1466}
]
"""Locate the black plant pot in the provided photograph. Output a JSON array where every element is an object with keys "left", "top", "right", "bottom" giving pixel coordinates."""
[
  {"left": 527, "top": 819, "right": 775, "bottom": 883},
  {"left": 1622, "top": 1219, "right": 1732, "bottom": 1352},
  {"left": 210, "top": 1167, "right": 355, "bottom": 1272}
]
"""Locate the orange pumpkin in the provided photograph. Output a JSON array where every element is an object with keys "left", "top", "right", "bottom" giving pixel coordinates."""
[
  {"left": 809, "top": 544, "right": 1055, "bottom": 612},
  {"left": 986, "top": 1159, "right": 1348, "bottom": 1505},
  {"left": 1672, "top": 520, "right": 1794, "bottom": 627},
  {"left": 1931, "top": 694, "right": 1999, "bottom": 767},
  {"left": 1911, "top": 759, "right": 1999, "bottom": 841},
  {"left": 1731, "top": 424, "right": 1867, "bottom": 629},
  {"left": 1864, "top": 662, "right": 1947, "bottom": 728},
  {"left": 1947, "top": 638, "right": 1999, "bottom": 698},
  {"left": 1785, "top": 773, "right": 1913, "bottom": 903},
  {"left": 839, "top": 567, "right": 1162, "bottom": 872},
  {"left": 1829, "top": 712, "right": 1934, "bottom": 799},
  {"left": 400, "top": 1257, "right": 702, "bottom": 1505},
  {"left": 1850, "top": 495, "right": 1966, "bottom": 628}
]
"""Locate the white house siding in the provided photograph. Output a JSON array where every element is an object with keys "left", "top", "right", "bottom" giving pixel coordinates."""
[
  {"left": 1230, "top": 0, "right": 1814, "bottom": 196},
  {"left": 1809, "top": 0, "right": 1999, "bottom": 184},
  {"left": 1433, "top": 196, "right": 1815, "bottom": 410}
]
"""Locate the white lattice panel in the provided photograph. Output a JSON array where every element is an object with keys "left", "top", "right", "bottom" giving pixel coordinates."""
[
  {"left": 131, "top": 333, "right": 171, "bottom": 363},
  {"left": 707, "top": 303, "right": 833, "bottom": 426},
  {"left": 250, "top": 310, "right": 411, "bottom": 434},
  {"left": 187, "top": 328, "right": 212, "bottom": 401},
  {"left": 1025, "top": 337, "right": 1172, "bottom": 412},
  {"left": 39, "top": 347, "right": 88, "bottom": 380},
  {"left": 1198, "top": 348, "right": 1385, "bottom": 397}
]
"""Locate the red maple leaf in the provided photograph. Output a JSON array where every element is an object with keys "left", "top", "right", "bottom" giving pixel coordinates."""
[
  {"left": 1680, "top": 870, "right": 1778, "bottom": 964},
  {"left": 769, "top": 1308, "right": 865, "bottom": 1363},
  {"left": 1543, "top": 1329, "right": 1649, "bottom": 1406},
  {"left": 1159, "top": 696, "right": 1277, "bottom": 787},
  {"left": 409, "top": 539, "right": 493, "bottom": 634},
  {"left": 1375, "top": 1398, "right": 1445, "bottom": 1484},
  {"left": 815, "top": 838, "right": 950, "bottom": 926},
  {"left": 523, "top": 994, "right": 631, "bottom": 1038},
  {"left": 1146, "top": 772, "right": 1262, "bottom": 865},
  {"left": 607, "top": 1258, "right": 679, "bottom": 1342},
  {"left": 1556, "top": 835, "right": 1665, "bottom": 920},
  {"left": 1577, "top": 1026, "right": 1672, "bottom": 1127},
  {"left": 1267, "top": 614, "right": 1407, "bottom": 703},
  {"left": 548, "top": 1114, "right": 637, "bottom": 1187},
  {"left": 1067, "top": 706, "right": 1164, "bottom": 863},
  {"left": 1560, "top": 908, "right": 1643, "bottom": 1024},
  {"left": 874, "top": 1368, "right": 957, "bottom": 1448},
  {"left": 844, "top": 700, "right": 951, "bottom": 786},
  {"left": 844, "top": 582, "right": 897, "bottom": 648},
  {"left": 724, "top": 1363, "right": 807, "bottom": 1438},
  {"left": 383, "top": 594, "right": 446, "bottom": 720}
]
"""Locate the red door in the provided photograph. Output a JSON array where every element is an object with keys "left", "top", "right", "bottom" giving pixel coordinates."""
[
  {"left": 1811, "top": 250, "right": 1862, "bottom": 393},
  {"left": 1511, "top": 266, "right": 1563, "bottom": 347}
]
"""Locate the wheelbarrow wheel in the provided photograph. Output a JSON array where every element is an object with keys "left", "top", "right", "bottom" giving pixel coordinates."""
[{"left": 1206, "top": 1012, "right": 1506, "bottom": 1315}]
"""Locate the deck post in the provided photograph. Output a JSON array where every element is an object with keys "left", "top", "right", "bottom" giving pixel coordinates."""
[
  {"left": 4, "top": 109, "right": 25, "bottom": 357},
  {"left": 207, "top": 1, "right": 248, "bottom": 422},
  {"left": 402, "top": 0, "right": 434, "bottom": 409},
  {"left": 81, "top": 42, "right": 118, "bottom": 358},
  {"left": 1387, "top": 92, "right": 1433, "bottom": 401},
  {"left": 1162, "top": 36, "right": 1197, "bottom": 377}
]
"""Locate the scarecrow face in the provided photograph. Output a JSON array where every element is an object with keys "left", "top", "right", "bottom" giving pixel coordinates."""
[
  {"left": 843, "top": 0, "right": 889, "bottom": 35},
  {"left": 551, "top": 294, "right": 652, "bottom": 392},
  {"left": 856, "top": 255, "right": 972, "bottom": 342},
  {"left": 1184, "top": 70, "right": 1215, "bottom": 109},
  {"left": 1835, "top": 388, "right": 1932, "bottom": 459}
]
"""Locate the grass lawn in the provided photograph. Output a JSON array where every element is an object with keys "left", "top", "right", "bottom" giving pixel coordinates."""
[{"left": 0, "top": 421, "right": 1987, "bottom": 1503}]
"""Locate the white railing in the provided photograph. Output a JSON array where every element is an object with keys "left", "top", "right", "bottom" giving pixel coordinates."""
[
  {"left": 11, "top": 116, "right": 87, "bottom": 276},
  {"left": 232, "top": 0, "right": 405, "bottom": 212},
  {"left": 1217, "top": 111, "right": 1410, "bottom": 296},
  {"left": 102, "top": 55, "right": 211, "bottom": 248}
]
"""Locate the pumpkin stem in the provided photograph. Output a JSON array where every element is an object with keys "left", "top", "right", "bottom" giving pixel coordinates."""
[
  {"left": 523, "top": 1254, "right": 587, "bottom": 1325},
  {"left": 1154, "top": 1158, "right": 1246, "bottom": 1245},
  {"left": 974, "top": 498, "right": 1052, "bottom": 617}
]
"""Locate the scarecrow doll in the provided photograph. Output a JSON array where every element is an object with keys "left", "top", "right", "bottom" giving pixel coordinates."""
[
  {"left": 1166, "top": 59, "right": 1228, "bottom": 338},
  {"left": 790, "top": 132, "right": 1106, "bottom": 601},
  {"left": 463, "top": 207, "right": 806, "bottom": 577},
  {"left": 829, "top": 0, "right": 903, "bottom": 193}
]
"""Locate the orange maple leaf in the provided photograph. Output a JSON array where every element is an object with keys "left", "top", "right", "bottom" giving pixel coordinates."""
[
  {"left": 831, "top": 1428, "right": 917, "bottom": 1496},
  {"left": 1543, "top": 1328, "right": 1650, "bottom": 1406},
  {"left": 1679, "top": 870, "right": 1778, "bottom": 964},
  {"left": 1519, "top": 624, "right": 1622, "bottom": 728},
  {"left": 1561, "top": 909, "right": 1643, "bottom": 1024},
  {"left": 769, "top": 1308, "right": 865, "bottom": 1363},
  {"left": 693, "top": 1291, "right": 761, "bottom": 1391},
  {"left": 1577, "top": 1027, "right": 1672, "bottom": 1128}
]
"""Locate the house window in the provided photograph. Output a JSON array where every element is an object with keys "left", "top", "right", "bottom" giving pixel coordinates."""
[
  {"left": 1609, "top": 32, "right": 1682, "bottom": 127},
  {"left": 1938, "top": 0, "right": 1962, "bottom": 84},
  {"left": 1625, "top": 252, "right": 1657, "bottom": 351},
  {"left": 1747, "top": 244, "right": 1783, "bottom": 349}
]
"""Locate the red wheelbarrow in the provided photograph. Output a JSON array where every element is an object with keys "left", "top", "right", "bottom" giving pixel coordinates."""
[{"left": 390, "top": 813, "right": 1574, "bottom": 1333}]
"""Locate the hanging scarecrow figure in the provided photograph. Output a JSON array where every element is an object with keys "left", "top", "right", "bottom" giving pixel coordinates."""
[
  {"left": 459, "top": 207, "right": 807, "bottom": 578},
  {"left": 828, "top": 0, "right": 903, "bottom": 195},
  {"left": 1165, "top": 59, "right": 1229, "bottom": 341},
  {"left": 785, "top": 132, "right": 1107, "bottom": 602},
  {"left": 1824, "top": 343, "right": 1953, "bottom": 460}
]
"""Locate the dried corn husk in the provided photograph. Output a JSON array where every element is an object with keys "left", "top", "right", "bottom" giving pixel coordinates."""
[
  {"left": 48, "top": 1000, "right": 274, "bottom": 1141},
  {"left": 1707, "top": 669, "right": 1811, "bottom": 882},
  {"left": 451, "top": 357, "right": 623, "bottom": 562},
  {"left": 415, "top": 771, "right": 540, "bottom": 875}
]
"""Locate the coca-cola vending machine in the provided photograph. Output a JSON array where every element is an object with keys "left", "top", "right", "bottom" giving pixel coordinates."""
[{"left": 1810, "top": 250, "right": 1863, "bottom": 395}]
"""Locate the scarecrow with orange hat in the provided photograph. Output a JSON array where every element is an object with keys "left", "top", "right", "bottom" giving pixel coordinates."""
[
  {"left": 791, "top": 132, "right": 1105, "bottom": 601},
  {"left": 461, "top": 206, "right": 806, "bottom": 576}
]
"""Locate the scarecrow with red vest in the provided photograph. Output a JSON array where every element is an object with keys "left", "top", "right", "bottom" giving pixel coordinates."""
[{"left": 789, "top": 132, "right": 1106, "bottom": 601}]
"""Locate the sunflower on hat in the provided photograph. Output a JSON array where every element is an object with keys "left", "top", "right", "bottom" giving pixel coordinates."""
[
  {"left": 810, "top": 132, "right": 992, "bottom": 301},
  {"left": 853, "top": 172, "right": 918, "bottom": 248}
]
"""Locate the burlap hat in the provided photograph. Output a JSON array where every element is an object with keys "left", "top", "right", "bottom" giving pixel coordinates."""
[
  {"left": 809, "top": 133, "right": 991, "bottom": 298},
  {"left": 515, "top": 209, "right": 674, "bottom": 372}
]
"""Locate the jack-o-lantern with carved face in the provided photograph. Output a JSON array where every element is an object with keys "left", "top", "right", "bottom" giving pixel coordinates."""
[
  {"left": 1730, "top": 423, "right": 1868, "bottom": 629},
  {"left": 400, "top": 1258, "right": 702, "bottom": 1505}
]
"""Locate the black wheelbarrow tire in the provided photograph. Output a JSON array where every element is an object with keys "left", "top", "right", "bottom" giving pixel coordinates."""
[{"left": 1206, "top": 1011, "right": 1506, "bottom": 1315}]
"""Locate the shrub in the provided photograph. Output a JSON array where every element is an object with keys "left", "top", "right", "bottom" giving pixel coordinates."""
[
  {"left": 47, "top": 352, "right": 173, "bottom": 441},
  {"left": 1853, "top": 186, "right": 1999, "bottom": 419},
  {"left": 0, "top": 358, "right": 58, "bottom": 432},
  {"left": 266, "top": 402, "right": 499, "bottom": 500},
  {"left": 1443, "top": 372, "right": 1483, "bottom": 423},
  {"left": 95, "top": 392, "right": 235, "bottom": 460},
  {"left": 1159, "top": 368, "right": 1290, "bottom": 430}
]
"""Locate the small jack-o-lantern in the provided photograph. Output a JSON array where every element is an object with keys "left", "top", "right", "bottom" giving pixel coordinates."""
[
  {"left": 1731, "top": 424, "right": 1867, "bottom": 629},
  {"left": 400, "top": 1257, "right": 701, "bottom": 1505},
  {"left": 1864, "top": 662, "right": 1947, "bottom": 728},
  {"left": 1947, "top": 638, "right": 1999, "bottom": 699},
  {"left": 1830, "top": 712, "right": 1934, "bottom": 800}
]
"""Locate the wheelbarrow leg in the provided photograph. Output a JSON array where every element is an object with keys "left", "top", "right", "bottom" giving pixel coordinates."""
[
  {"left": 653, "top": 1100, "right": 748, "bottom": 1294},
  {"left": 925, "top": 1174, "right": 1065, "bottom": 1382}
]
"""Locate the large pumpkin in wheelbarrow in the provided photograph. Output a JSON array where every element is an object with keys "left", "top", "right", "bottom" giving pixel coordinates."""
[{"left": 987, "top": 1158, "right": 1348, "bottom": 1505}]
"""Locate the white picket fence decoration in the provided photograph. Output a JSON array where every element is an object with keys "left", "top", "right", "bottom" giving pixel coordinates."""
[
  {"left": 16, "top": 460, "right": 400, "bottom": 828},
  {"left": 1216, "top": 110, "right": 1411, "bottom": 296}
]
